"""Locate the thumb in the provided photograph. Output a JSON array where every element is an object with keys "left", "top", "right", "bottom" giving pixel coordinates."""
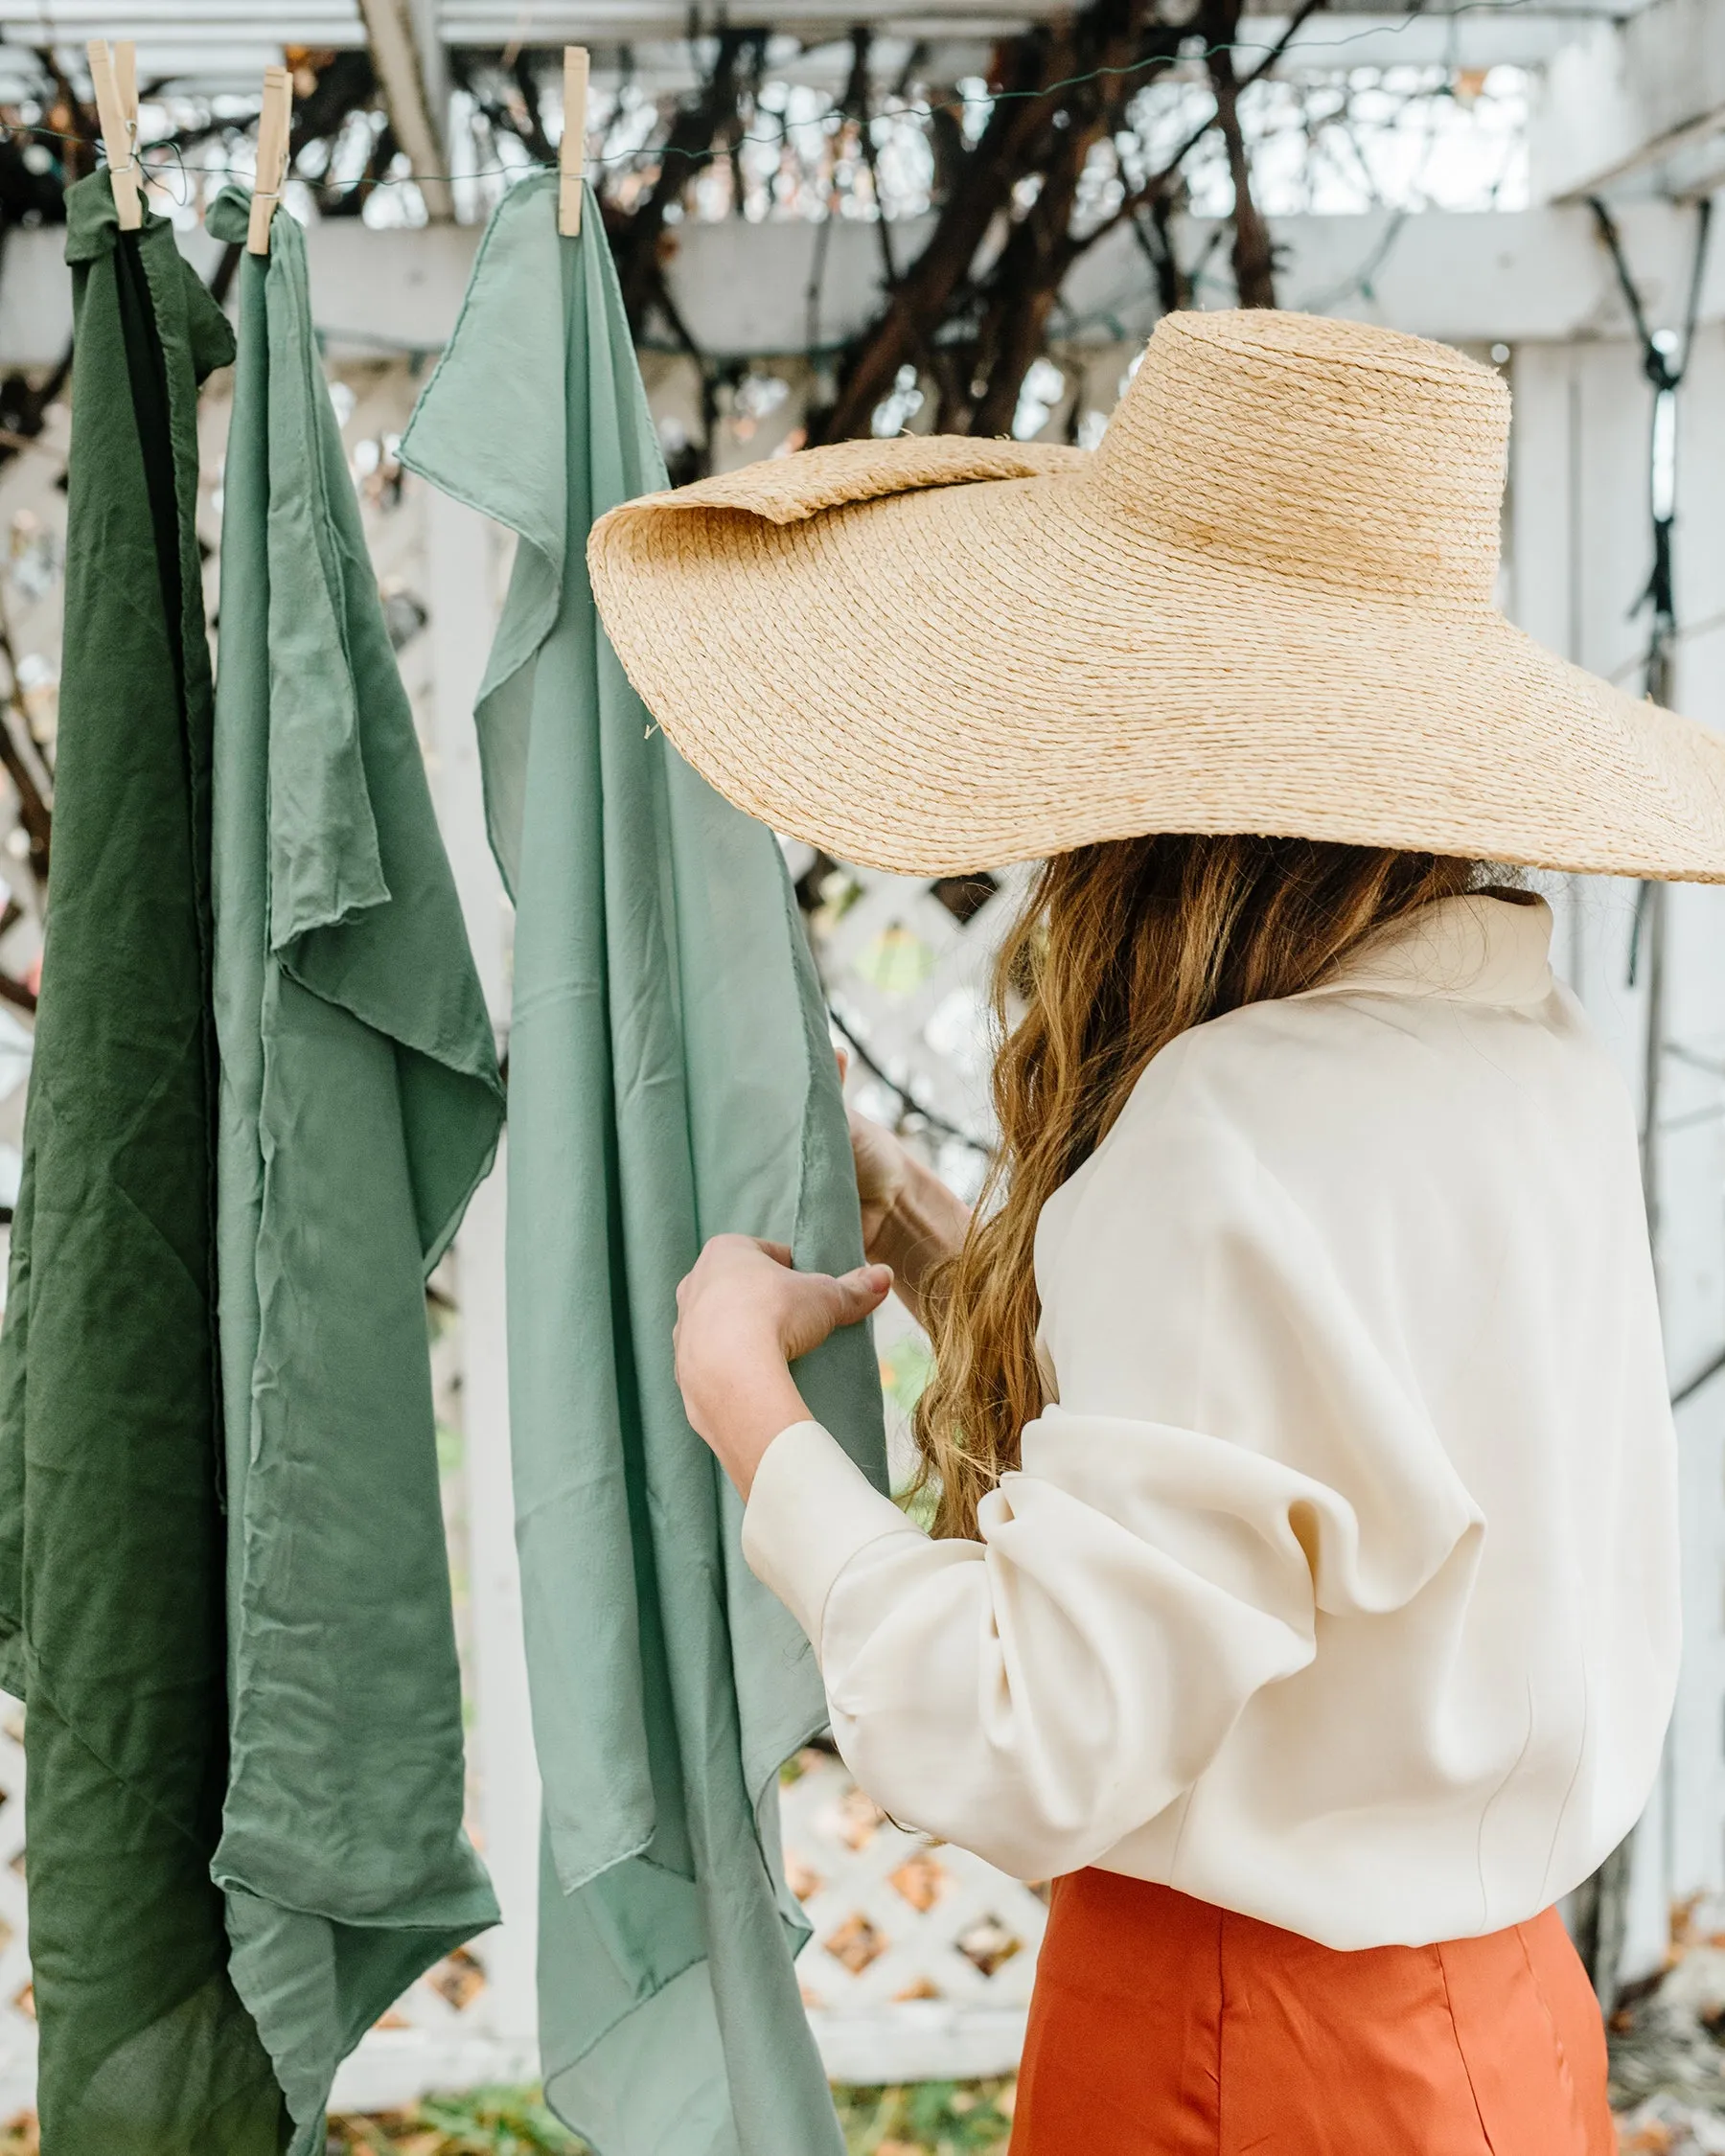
[
  {"left": 781, "top": 1263, "right": 893, "bottom": 1363},
  {"left": 826, "top": 1262, "right": 893, "bottom": 1325}
]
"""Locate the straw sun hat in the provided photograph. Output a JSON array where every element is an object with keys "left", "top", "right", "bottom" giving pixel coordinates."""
[{"left": 588, "top": 309, "right": 1725, "bottom": 880}]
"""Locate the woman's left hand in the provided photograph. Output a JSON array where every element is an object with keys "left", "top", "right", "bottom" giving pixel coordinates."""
[{"left": 675, "top": 1234, "right": 891, "bottom": 1499}]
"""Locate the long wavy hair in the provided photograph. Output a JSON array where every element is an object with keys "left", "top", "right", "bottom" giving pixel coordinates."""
[{"left": 912, "top": 833, "right": 1487, "bottom": 1540}]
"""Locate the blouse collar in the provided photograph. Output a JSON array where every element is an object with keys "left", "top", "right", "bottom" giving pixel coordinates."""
[{"left": 1302, "top": 892, "right": 1556, "bottom": 1009}]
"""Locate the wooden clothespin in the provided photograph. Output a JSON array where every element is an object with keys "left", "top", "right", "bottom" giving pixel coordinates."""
[
  {"left": 247, "top": 64, "right": 293, "bottom": 255},
  {"left": 559, "top": 47, "right": 589, "bottom": 239},
  {"left": 86, "top": 38, "right": 142, "bottom": 230}
]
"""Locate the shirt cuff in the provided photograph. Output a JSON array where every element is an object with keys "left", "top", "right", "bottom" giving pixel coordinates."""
[{"left": 741, "top": 1419, "right": 922, "bottom": 1655}]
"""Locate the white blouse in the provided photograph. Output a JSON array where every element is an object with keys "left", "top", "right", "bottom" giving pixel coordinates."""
[{"left": 742, "top": 893, "right": 1679, "bottom": 1949}]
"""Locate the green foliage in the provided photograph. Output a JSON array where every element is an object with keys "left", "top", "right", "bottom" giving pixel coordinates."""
[
  {"left": 880, "top": 1336, "right": 934, "bottom": 1422},
  {"left": 326, "top": 2087, "right": 585, "bottom": 2155},
  {"left": 834, "top": 2078, "right": 1016, "bottom": 2155},
  {"left": 323, "top": 2080, "right": 1018, "bottom": 2155}
]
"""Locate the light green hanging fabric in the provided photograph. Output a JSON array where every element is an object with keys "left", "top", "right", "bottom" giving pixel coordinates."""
[
  {"left": 205, "top": 188, "right": 504, "bottom": 2155},
  {"left": 401, "top": 172, "right": 889, "bottom": 2156}
]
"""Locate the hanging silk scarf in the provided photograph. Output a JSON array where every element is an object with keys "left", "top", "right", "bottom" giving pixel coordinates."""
[
  {"left": 0, "top": 175, "right": 288, "bottom": 2153},
  {"left": 203, "top": 185, "right": 503, "bottom": 2155},
  {"left": 402, "top": 172, "right": 889, "bottom": 2156}
]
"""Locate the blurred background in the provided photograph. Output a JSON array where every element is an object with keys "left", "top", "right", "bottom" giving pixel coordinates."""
[{"left": 5, "top": 4, "right": 1725, "bottom": 2148}]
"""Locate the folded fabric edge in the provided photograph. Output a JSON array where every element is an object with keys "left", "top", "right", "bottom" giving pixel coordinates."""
[
  {"left": 225, "top": 1896, "right": 498, "bottom": 2141},
  {"left": 420, "top": 1119, "right": 503, "bottom": 1279},
  {"left": 0, "top": 1623, "right": 24, "bottom": 1703}
]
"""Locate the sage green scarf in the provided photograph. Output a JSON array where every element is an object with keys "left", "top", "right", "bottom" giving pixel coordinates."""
[
  {"left": 402, "top": 172, "right": 889, "bottom": 2156},
  {"left": 205, "top": 187, "right": 503, "bottom": 2155}
]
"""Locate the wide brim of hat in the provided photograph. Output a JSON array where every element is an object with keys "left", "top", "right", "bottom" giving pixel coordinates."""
[{"left": 588, "top": 444, "right": 1725, "bottom": 881}]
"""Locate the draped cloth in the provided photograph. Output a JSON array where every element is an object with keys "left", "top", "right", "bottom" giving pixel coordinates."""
[
  {"left": 205, "top": 186, "right": 503, "bottom": 2154},
  {"left": 401, "top": 172, "right": 889, "bottom": 2156},
  {"left": 0, "top": 175, "right": 288, "bottom": 2153}
]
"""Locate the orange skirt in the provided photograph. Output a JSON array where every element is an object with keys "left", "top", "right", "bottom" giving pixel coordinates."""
[{"left": 1011, "top": 1871, "right": 1614, "bottom": 2155}]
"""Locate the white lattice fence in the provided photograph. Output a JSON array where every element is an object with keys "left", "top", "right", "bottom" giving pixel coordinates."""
[
  {"left": 792, "top": 861, "right": 1059, "bottom": 2087},
  {"left": 327, "top": 1940, "right": 537, "bottom": 2113},
  {"left": 0, "top": 358, "right": 1065, "bottom": 2122},
  {"left": 786, "top": 1750, "right": 1046, "bottom": 2084},
  {"left": 807, "top": 856, "right": 1034, "bottom": 1180}
]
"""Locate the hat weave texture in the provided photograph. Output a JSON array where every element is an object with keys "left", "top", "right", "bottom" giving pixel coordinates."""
[{"left": 588, "top": 309, "right": 1725, "bottom": 880}]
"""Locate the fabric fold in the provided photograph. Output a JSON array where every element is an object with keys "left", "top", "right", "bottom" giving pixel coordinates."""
[
  {"left": 0, "top": 174, "right": 288, "bottom": 2154},
  {"left": 206, "top": 187, "right": 504, "bottom": 2154},
  {"left": 402, "top": 171, "right": 888, "bottom": 2156}
]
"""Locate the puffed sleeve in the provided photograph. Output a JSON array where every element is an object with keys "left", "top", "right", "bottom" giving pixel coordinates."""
[{"left": 741, "top": 1067, "right": 1484, "bottom": 1882}]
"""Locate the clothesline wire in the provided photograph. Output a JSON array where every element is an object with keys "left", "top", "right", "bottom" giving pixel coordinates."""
[
  {"left": 825, "top": 1004, "right": 994, "bottom": 1158},
  {"left": 1672, "top": 1344, "right": 1725, "bottom": 1410},
  {"left": 1, "top": 7, "right": 1534, "bottom": 198}
]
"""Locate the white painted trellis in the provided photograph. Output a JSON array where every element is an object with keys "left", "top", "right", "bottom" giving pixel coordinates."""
[
  {"left": 807, "top": 853, "right": 1029, "bottom": 1183},
  {"left": 1, "top": 304, "right": 1724, "bottom": 2118},
  {"left": 784, "top": 1749, "right": 1046, "bottom": 2083},
  {"left": 0, "top": 356, "right": 1053, "bottom": 2122}
]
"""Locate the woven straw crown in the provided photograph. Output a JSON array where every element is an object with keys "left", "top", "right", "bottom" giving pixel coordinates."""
[
  {"left": 589, "top": 309, "right": 1725, "bottom": 881},
  {"left": 1101, "top": 312, "right": 1507, "bottom": 602}
]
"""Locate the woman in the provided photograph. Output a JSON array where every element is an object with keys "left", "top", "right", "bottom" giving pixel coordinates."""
[{"left": 589, "top": 310, "right": 1719, "bottom": 2151}]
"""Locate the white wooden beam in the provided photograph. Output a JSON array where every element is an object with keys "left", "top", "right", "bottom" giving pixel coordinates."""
[
  {"left": 227, "top": 195, "right": 1725, "bottom": 356},
  {"left": 355, "top": 0, "right": 455, "bottom": 223},
  {"left": 1530, "top": 0, "right": 1725, "bottom": 202},
  {"left": 9, "top": 201, "right": 1725, "bottom": 367},
  {"left": 407, "top": 0, "right": 451, "bottom": 186}
]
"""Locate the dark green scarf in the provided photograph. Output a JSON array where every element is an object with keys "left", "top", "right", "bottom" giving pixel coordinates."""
[{"left": 0, "top": 174, "right": 288, "bottom": 2151}]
